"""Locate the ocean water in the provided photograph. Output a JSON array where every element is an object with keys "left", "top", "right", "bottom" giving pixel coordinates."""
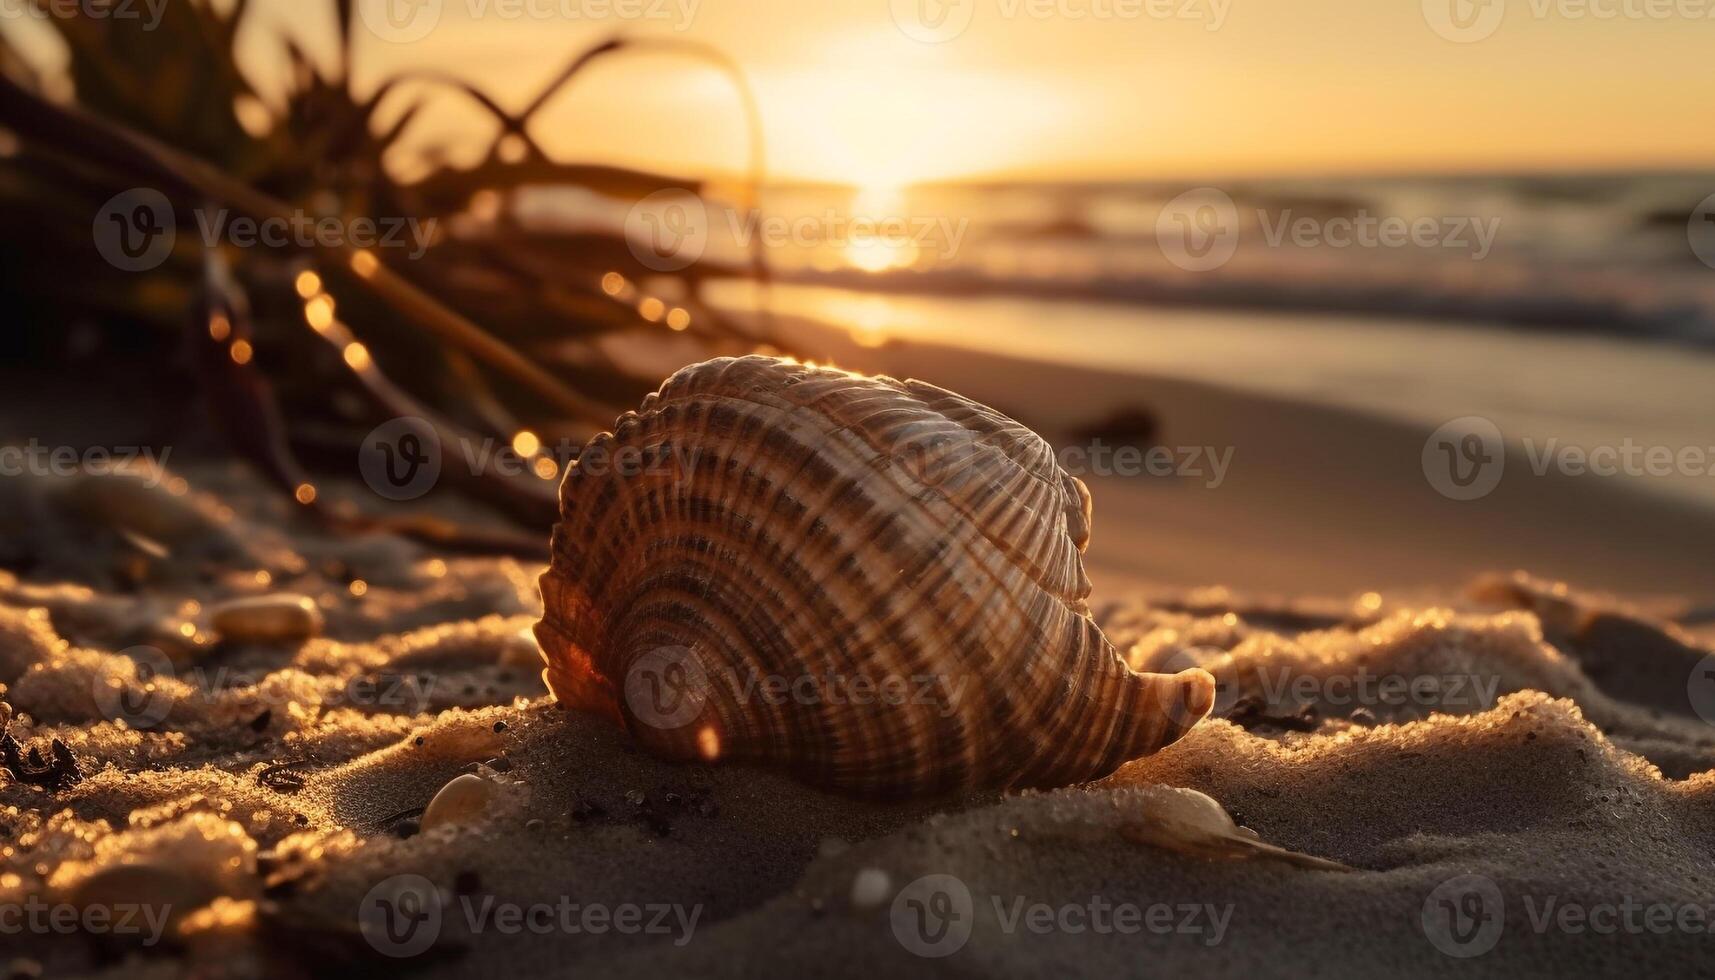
[
  {"left": 690, "top": 174, "right": 1715, "bottom": 508},
  {"left": 701, "top": 172, "right": 1715, "bottom": 343},
  {"left": 524, "top": 172, "right": 1715, "bottom": 504}
]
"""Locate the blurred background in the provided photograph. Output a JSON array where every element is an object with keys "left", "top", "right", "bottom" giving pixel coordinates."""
[{"left": 2, "top": 0, "right": 1713, "bottom": 602}]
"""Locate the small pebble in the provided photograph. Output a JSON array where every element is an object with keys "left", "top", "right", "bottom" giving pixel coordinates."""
[
  {"left": 849, "top": 868, "right": 891, "bottom": 911},
  {"left": 526, "top": 819, "right": 545, "bottom": 832},
  {"left": 209, "top": 594, "right": 323, "bottom": 644}
]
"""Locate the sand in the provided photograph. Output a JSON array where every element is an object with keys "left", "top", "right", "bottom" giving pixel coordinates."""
[{"left": 3, "top": 352, "right": 1714, "bottom": 978}]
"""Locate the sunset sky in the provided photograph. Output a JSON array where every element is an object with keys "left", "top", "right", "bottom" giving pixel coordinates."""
[{"left": 17, "top": 0, "right": 1715, "bottom": 185}]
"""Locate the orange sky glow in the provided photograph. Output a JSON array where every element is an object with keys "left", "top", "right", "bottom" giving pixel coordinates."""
[{"left": 12, "top": 0, "right": 1715, "bottom": 186}]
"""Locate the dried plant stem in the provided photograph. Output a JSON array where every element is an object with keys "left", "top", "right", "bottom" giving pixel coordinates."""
[{"left": 0, "top": 73, "right": 611, "bottom": 425}]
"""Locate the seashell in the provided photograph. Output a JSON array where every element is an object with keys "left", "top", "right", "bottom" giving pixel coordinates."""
[
  {"left": 1117, "top": 785, "right": 1349, "bottom": 871},
  {"left": 535, "top": 355, "right": 1215, "bottom": 795},
  {"left": 420, "top": 773, "right": 495, "bottom": 831},
  {"left": 209, "top": 594, "right": 323, "bottom": 644}
]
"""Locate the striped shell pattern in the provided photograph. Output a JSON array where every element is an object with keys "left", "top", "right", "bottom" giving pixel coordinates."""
[{"left": 534, "top": 355, "right": 1215, "bottom": 795}]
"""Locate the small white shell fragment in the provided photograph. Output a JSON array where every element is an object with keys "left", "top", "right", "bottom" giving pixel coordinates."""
[
  {"left": 420, "top": 773, "right": 495, "bottom": 831},
  {"left": 1119, "top": 785, "right": 1349, "bottom": 871},
  {"left": 849, "top": 868, "right": 891, "bottom": 910},
  {"left": 209, "top": 594, "right": 323, "bottom": 644}
]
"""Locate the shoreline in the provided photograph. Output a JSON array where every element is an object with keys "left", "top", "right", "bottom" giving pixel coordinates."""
[{"left": 761, "top": 318, "right": 1715, "bottom": 602}]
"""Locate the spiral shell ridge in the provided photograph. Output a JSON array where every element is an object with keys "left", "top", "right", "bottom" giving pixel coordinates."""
[{"left": 535, "top": 355, "right": 1213, "bottom": 794}]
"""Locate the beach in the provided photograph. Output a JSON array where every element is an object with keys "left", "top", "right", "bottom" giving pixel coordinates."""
[{"left": 3, "top": 338, "right": 1714, "bottom": 977}]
